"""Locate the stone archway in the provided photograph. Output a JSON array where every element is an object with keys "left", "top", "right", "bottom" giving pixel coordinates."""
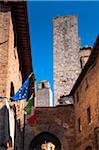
[
  {"left": 29, "top": 132, "right": 61, "bottom": 150},
  {"left": 85, "top": 146, "right": 92, "bottom": 150}
]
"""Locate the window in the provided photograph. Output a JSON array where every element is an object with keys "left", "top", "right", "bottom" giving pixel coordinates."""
[
  {"left": 76, "top": 91, "right": 79, "bottom": 102},
  {"left": 14, "top": 29, "right": 17, "bottom": 48},
  {"left": 10, "top": 82, "right": 15, "bottom": 98},
  {"left": 87, "top": 107, "right": 91, "bottom": 124},
  {"left": 85, "top": 77, "right": 89, "bottom": 89},
  {"left": 78, "top": 118, "right": 82, "bottom": 132},
  {"left": 42, "top": 83, "right": 45, "bottom": 88},
  {"left": 14, "top": 48, "right": 16, "bottom": 59},
  {"left": 80, "top": 58, "right": 83, "bottom": 69},
  {"left": 85, "top": 146, "right": 92, "bottom": 150}
]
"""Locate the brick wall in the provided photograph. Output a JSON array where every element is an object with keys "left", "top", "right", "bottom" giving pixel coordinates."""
[
  {"left": 74, "top": 54, "right": 99, "bottom": 150},
  {"left": 0, "top": 3, "right": 23, "bottom": 149},
  {"left": 0, "top": 4, "right": 11, "bottom": 97},
  {"left": 53, "top": 16, "right": 81, "bottom": 105},
  {"left": 6, "top": 13, "right": 22, "bottom": 99},
  {"left": 0, "top": 3, "right": 22, "bottom": 100},
  {"left": 24, "top": 105, "right": 75, "bottom": 150}
]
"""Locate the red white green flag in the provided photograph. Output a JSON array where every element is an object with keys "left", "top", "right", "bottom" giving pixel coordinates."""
[
  {"left": 24, "top": 95, "right": 34, "bottom": 115},
  {"left": 27, "top": 107, "right": 36, "bottom": 125}
]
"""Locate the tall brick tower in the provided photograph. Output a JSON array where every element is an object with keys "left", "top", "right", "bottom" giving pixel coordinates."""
[{"left": 53, "top": 15, "right": 81, "bottom": 105}]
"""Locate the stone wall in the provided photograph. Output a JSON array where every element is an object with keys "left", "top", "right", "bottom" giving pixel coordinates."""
[
  {"left": 0, "top": 2, "right": 34, "bottom": 150},
  {"left": 53, "top": 15, "right": 81, "bottom": 105},
  {"left": 0, "top": 4, "right": 11, "bottom": 97},
  {"left": 74, "top": 53, "right": 99, "bottom": 150},
  {"left": 0, "top": 3, "right": 22, "bottom": 100},
  {"left": 0, "top": 3, "right": 23, "bottom": 149},
  {"left": 36, "top": 81, "right": 53, "bottom": 107},
  {"left": 6, "top": 12, "right": 22, "bottom": 99},
  {"left": 24, "top": 105, "right": 75, "bottom": 150},
  {"left": 80, "top": 46, "right": 92, "bottom": 69}
]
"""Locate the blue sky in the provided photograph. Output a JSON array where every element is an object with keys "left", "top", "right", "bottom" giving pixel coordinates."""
[{"left": 28, "top": 1, "right": 99, "bottom": 100}]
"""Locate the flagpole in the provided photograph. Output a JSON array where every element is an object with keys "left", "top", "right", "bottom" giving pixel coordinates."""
[
  {"left": 23, "top": 72, "right": 33, "bottom": 150},
  {"left": 28, "top": 72, "right": 34, "bottom": 79}
]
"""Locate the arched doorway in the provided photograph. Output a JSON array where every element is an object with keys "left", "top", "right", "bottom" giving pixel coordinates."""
[
  {"left": 29, "top": 132, "right": 61, "bottom": 150},
  {"left": 85, "top": 146, "right": 92, "bottom": 150}
]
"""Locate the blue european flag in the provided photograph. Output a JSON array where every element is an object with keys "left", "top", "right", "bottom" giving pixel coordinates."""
[{"left": 12, "top": 78, "right": 29, "bottom": 101}]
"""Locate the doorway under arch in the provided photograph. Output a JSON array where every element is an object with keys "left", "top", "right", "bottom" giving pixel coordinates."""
[
  {"left": 29, "top": 132, "right": 61, "bottom": 150},
  {"left": 85, "top": 146, "right": 92, "bottom": 150}
]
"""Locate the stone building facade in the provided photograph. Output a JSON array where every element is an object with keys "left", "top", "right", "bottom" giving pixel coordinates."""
[
  {"left": 1, "top": 1, "right": 99, "bottom": 150},
  {"left": 0, "top": 1, "right": 34, "bottom": 150},
  {"left": 53, "top": 15, "right": 81, "bottom": 105},
  {"left": 0, "top": 1, "right": 33, "bottom": 100},
  {"left": 24, "top": 14, "right": 99, "bottom": 150},
  {"left": 70, "top": 36, "right": 99, "bottom": 150},
  {"left": 80, "top": 46, "right": 92, "bottom": 69},
  {"left": 26, "top": 36, "right": 99, "bottom": 150},
  {"left": 0, "top": 2, "right": 22, "bottom": 98},
  {"left": 24, "top": 105, "right": 75, "bottom": 150},
  {"left": 36, "top": 80, "right": 53, "bottom": 107}
]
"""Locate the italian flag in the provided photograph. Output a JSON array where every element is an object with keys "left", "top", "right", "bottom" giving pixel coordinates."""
[
  {"left": 24, "top": 95, "right": 36, "bottom": 125},
  {"left": 27, "top": 107, "right": 36, "bottom": 125},
  {"left": 24, "top": 95, "right": 34, "bottom": 115}
]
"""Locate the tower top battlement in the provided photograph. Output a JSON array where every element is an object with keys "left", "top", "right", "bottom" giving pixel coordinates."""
[{"left": 38, "top": 80, "right": 50, "bottom": 90}]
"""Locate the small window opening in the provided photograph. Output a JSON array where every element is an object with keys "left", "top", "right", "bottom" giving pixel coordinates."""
[
  {"left": 42, "top": 83, "right": 45, "bottom": 88},
  {"left": 87, "top": 107, "right": 91, "bottom": 124},
  {"left": 78, "top": 118, "right": 82, "bottom": 132},
  {"left": 14, "top": 48, "right": 16, "bottom": 59},
  {"left": 14, "top": 28, "right": 17, "bottom": 48},
  {"left": 80, "top": 58, "right": 83, "bottom": 69},
  {"left": 85, "top": 77, "right": 89, "bottom": 89},
  {"left": 10, "top": 82, "right": 15, "bottom": 98},
  {"left": 76, "top": 91, "right": 79, "bottom": 102}
]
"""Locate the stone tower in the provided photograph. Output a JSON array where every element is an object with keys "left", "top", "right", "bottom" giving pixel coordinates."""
[
  {"left": 36, "top": 80, "right": 53, "bottom": 107},
  {"left": 53, "top": 15, "right": 81, "bottom": 105}
]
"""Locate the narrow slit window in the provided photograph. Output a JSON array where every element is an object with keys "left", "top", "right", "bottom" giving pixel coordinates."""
[
  {"left": 10, "top": 82, "right": 15, "bottom": 98},
  {"left": 42, "top": 83, "right": 45, "bottom": 88},
  {"left": 78, "top": 118, "right": 82, "bottom": 132},
  {"left": 85, "top": 77, "right": 89, "bottom": 89},
  {"left": 87, "top": 107, "right": 91, "bottom": 124},
  {"left": 76, "top": 91, "right": 79, "bottom": 102}
]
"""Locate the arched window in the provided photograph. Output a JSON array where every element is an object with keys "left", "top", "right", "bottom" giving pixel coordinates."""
[
  {"left": 10, "top": 82, "right": 15, "bottom": 98},
  {"left": 85, "top": 146, "right": 92, "bottom": 150}
]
